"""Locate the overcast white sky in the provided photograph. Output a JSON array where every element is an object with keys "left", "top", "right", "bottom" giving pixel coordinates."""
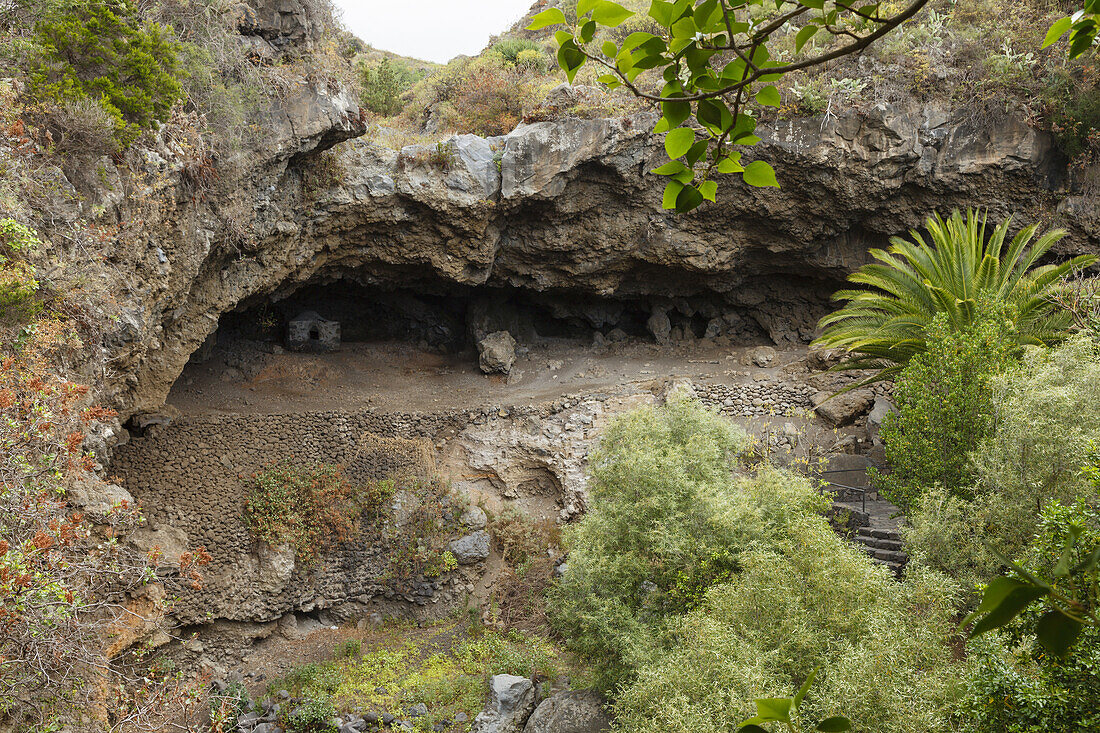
[{"left": 332, "top": 0, "right": 536, "bottom": 63}]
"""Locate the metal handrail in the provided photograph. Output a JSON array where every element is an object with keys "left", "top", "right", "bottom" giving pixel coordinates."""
[{"left": 818, "top": 480, "right": 866, "bottom": 513}]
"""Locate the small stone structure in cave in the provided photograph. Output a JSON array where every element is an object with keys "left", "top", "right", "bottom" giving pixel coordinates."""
[{"left": 286, "top": 310, "right": 340, "bottom": 352}]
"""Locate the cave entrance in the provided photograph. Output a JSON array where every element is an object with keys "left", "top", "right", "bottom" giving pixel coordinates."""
[{"left": 208, "top": 280, "right": 733, "bottom": 357}]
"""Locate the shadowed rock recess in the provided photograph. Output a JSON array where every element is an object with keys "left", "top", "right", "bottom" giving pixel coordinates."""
[{"left": 95, "top": 92, "right": 1090, "bottom": 420}]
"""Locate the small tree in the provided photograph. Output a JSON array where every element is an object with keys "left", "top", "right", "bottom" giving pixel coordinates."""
[
  {"left": 26, "top": 0, "right": 182, "bottom": 149},
  {"left": 359, "top": 57, "right": 418, "bottom": 117},
  {"left": 872, "top": 302, "right": 1016, "bottom": 510},
  {"left": 815, "top": 209, "right": 1094, "bottom": 385}
]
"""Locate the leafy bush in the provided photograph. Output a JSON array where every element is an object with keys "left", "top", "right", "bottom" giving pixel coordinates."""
[
  {"left": 279, "top": 696, "right": 337, "bottom": 733},
  {"left": 515, "top": 48, "right": 549, "bottom": 73},
  {"left": 245, "top": 462, "right": 391, "bottom": 565},
  {"left": 489, "top": 38, "right": 543, "bottom": 65},
  {"left": 26, "top": 0, "right": 182, "bottom": 149},
  {"left": 613, "top": 543, "right": 961, "bottom": 733},
  {"left": 0, "top": 218, "right": 41, "bottom": 320},
  {"left": 1, "top": 325, "right": 209, "bottom": 729},
  {"left": 209, "top": 681, "right": 252, "bottom": 733},
  {"left": 957, "top": 501, "right": 1100, "bottom": 732},
  {"left": 906, "top": 334, "right": 1100, "bottom": 598},
  {"left": 872, "top": 304, "right": 1017, "bottom": 509},
  {"left": 359, "top": 57, "right": 419, "bottom": 117},
  {"left": 551, "top": 399, "right": 778, "bottom": 690}
]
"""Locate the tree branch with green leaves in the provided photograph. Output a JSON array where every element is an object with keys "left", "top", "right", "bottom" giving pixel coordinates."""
[{"left": 530, "top": 0, "right": 929, "bottom": 211}]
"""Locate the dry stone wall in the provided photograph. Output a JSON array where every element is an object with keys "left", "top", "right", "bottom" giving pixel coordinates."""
[{"left": 111, "top": 409, "right": 480, "bottom": 625}]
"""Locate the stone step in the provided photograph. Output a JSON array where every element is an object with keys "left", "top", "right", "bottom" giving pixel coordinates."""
[
  {"left": 855, "top": 537, "right": 903, "bottom": 552},
  {"left": 857, "top": 527, "right": 901, "bottom": 541},
  {"left": 871, "top": 548, "right": 908, "bottom": 564}
]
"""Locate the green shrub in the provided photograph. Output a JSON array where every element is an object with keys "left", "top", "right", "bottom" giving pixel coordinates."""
[
  {"left": 489, "top": 38, "right": 542, "bottom": 66},
  {"left": 0, "top": 218, "right": 41, "bottom": 320},
  {"left": 551, "top": 399, "right": 783, "bottom": 690},
  {"left": 872, "top": 304, "right": 1016, "bottom": 510},
  {"left": 612, "top": 541, "right": 961, "bottom": 733},
  {"left": 957, "top": 501, "right": 1100, "bottom": 732},
  {"left": 244, "top": 462, "right": 392, "bottom": 565},
  {"left": 359, "top": 57, "right": 419, "bottom": 117},
  {"left": 26, "top": 0, "right": 182, "bottom": 149},
  {"left": 208, "top": 680, "right": 252, "bottom": 732},
  {"left": 907, "top": 334, "right": 1100, "bottom": 599},
  {"left": 514, "top": 48, "right": 549, "bottom": 73},
  {"left": 279, "top": 696, "right": 337, "bottom": 733}
]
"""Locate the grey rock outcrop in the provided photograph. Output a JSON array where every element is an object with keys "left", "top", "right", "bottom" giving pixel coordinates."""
[
  {"left": 472, "top": 675, "right": 537, "bottom": 733},
  {"left": 524, "top": 691, "right": 613, "bottom": 733},
  {"left": 867, "top": 396, "right": 897, "bottom": 446},
  {"left": 479, "top": 331, "right": 518, "bottom": 374},
  {"left": 448, "top": 531, "right": 491, "bottom": 565},
  {"left": 813, "top": 388, "right": 875, "bottom": 427}
]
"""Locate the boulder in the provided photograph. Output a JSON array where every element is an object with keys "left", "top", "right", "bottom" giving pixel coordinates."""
[
  {"left": 66, "top": 472, "right": 135, "bottom": 518},
  {"left": 867, "top": 396, "right": 896, "bottom": 446},
  {"left": 472, "top": 674, "right": 537, "bottom": 733},
  {"left": 478, "top": 331, "right": 518, "bottom": 374},
  {"left": 813, "top": 388, "right": 875, "bottom": 427},
  {"left": 460, "top": 505, "right": 488, "bottom": 530},
  {"left": 128, "top": 524, "right": 190, "bottom": 568},
  {"left": 740, "top": 345, "right": 776, "bottom": 367},
  {"left": 523, "top": 690, "right": 613, "bottom": 733},
  {"left": 448, "top": 530, "right": 491, "bottom": 564},
  {"left": 646, "top": 309, "right": 671, "bottom": 344}
]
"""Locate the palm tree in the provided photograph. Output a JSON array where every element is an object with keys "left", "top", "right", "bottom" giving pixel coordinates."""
[{"left": 814, "top": 209, "right": 1096, "bottom": 383}]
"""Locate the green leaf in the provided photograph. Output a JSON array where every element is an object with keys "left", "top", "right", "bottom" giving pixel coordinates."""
[
  {"left": 597, "top": 74, "right": 621, "bottom": 88},
  {"left": 579, "top": 20, "right": 597, "bottom": 43},
  {"left": 671, "top": 16, "right": 697, "bottom": 40},
  {"left": 816, "top": 716, "right": 853, "bottom": 732},
  {"left": 620, "top": 31, "right": 658, "bottom": 52},
  {"left": 716, "top": 153, "right": 744, "bottom": 173},
  {"left": 664, "top": 127, "right": 695, "bottom": 158},
  {"left": 1043, "top": 16, "right": 1073, "bottom": 47},
  {"left": 578, "top": 0, "right": 599, "bottom": 16},
  {"left": 602, "top": 40, "right": 619, "bottom": 57},
  {"left": 738, "top": 726, "right": 770, "bottom": 733},
  {"left": 969, "top": 585, "right": 1049, "bottom": 637},
  {"left": 793, "top": 668, "right": 818, "bottom": 708},
  {"left": 755, "top": 85, "right": 782, "bottom": 107},
  {"left": 675, "top": 183, "right": 704, "bottom": 212},
  {"left": 685, "top": 139, "right": 709, "bottom": 166},
  {"left": 527, "top": 7, "right": 566, "bottom": 30},
  {"left": 1035, "top": 610, "right": 1083, "bottom": 656},
  {"left": 592, "top": 0, "right": 634, "bottom": 27},
  {"left": 554, "top": 30, "right": 574, "bottom": 46},
  {"left": 649, "top": 0, "right": 676, "bottom": 26},
  {"left": 742, "top": 160, "right": 779, "bottom": 187},
  {"left": 660, "top": 99, "right": 692, "bottom": 130},
  {"left": 795, "top": 23, "right": 819, "bottom": 52},
  {"left": 1072, "top": 544, "right": 1100, "bottom": 574},
  {"left": 755, "top": 698, "right": 792, "bottom": 723},
  {"left": 699, "top": 180, "right": 718, "bottom": 201},
  {"left": 662, "top": 180, "right": 685, "bottom": 209},
  {"left": 652, "top": 160, "right": 689, "bottom": 175},
  {"left": 801, "top": 0, "right": 825, "bottom": 9},
  {"left": 1053, "top": 524, "right": 1083, "bottom": 577},
  {"left": 557, "top": 40, "right": 587, "bottom": 82}
]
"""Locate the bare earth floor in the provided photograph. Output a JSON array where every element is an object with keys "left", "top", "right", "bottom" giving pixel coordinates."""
[{"left": 168, "top": 337, "right": 804, "bottom": 416}]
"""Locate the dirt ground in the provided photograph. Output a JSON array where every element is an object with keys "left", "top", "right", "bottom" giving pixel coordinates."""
[{"left": 168, "top": 336, "right": 807, "bottom": 416}]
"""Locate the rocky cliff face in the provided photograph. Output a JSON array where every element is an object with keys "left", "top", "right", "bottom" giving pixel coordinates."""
[
  {"left": 96, "top": 97, "right": 1095, "bottom": 422},
  {"left": 26, "top": 0, "right": 1090, "bottom": 426}
]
